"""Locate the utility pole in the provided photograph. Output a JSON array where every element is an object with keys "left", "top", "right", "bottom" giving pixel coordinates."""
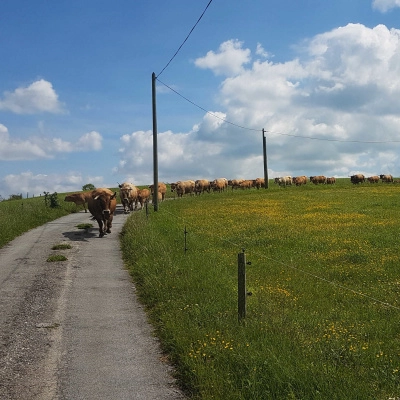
[
  {"left": 262, "top": 129, "right": 269, "bottom": 189},
  {"left": 152, "top": 72, "right": 159, "bottom": 211}
]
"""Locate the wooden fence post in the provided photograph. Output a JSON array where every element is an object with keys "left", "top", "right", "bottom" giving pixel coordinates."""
[{"left": 238, "top": 249, "right": 246, "bottom": 322}]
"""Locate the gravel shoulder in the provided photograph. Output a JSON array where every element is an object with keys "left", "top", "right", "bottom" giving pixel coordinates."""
[{"left": 0, "top": 206, "right": 185, "bottom": 399}]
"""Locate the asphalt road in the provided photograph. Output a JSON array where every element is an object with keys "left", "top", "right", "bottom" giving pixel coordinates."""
[{"left": 0, "top": 206, "right": 185, "bottom": 399}]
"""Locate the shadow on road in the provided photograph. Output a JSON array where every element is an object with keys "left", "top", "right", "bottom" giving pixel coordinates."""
[{"left": 62, "top": 228, "right": 98, "bottom": 242}]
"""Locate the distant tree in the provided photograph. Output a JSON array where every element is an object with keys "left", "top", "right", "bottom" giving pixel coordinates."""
[
  {"left": 82, "top": 183, "right": 96, "bottom": 191},
  {"left": 9, "top": 193, "right": 22, "bottom": 200}
]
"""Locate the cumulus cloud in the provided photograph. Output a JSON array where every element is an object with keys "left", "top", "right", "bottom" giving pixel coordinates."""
[
  {"left": 0, "top": 79, "right": 65, "bottom": 114},
  {"left": 1, "top": 171, "right": 106, "bottom": 198},
  {"left": 0, "top": 125, "right": 102, "bottom": 160},
  {"left": 194, "top": 39, "right": 251, "bottom": 76},
  {"left": 121, "top": 23, "right": 400, "bottom": 183},
  {"left": 191, "top": 24, "right": 400, "bottom": 178},
  {"left": 372, "top": 0, "right": 400, "bottom": 12},
  {"left": 115, "top": 112, "right": 242, "bottom": 184}
]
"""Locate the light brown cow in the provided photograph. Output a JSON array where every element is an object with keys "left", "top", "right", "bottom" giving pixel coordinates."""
[
  {"left": 211, "top": 178, "right": 228, "bottom": 192},
  {"left": 367, "top": 175, "right": 380, "bottom": 183},
  {"left": 118, "top": 182, "right": 138, "bottom": 213},
  {"left": 195, "top": 179, "right": 211, "bottom": 195},
  {"left": 87, "top": 188, "right": 117, "bottom": 238},
  {"left": 380, "top": 174, "right": 394, "bottom": 183},
  {"left": 228, "top": 179, "right": 244, "bottom": 190},
  {"left": 170, "top": 180, "right": 195, "bottom": 197},
  {"left": 64, "top": 191, "right": 93, "bottom": 213},
  {"left": 275, "top": 176, "right": 293, "bottom": 186},
  {"left": 149, "top": 182, "right": 167, "bottom": 201},
  {"left": 137, "top": 188, "right": 150, "bottom": 209}
]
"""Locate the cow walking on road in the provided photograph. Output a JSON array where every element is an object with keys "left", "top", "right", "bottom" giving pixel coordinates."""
[
  {"left": 88, "top": 188, "right": 117, "bottom": 237},
  {"left": 118, "top": 182, "right": 138, "bottom": 213}
]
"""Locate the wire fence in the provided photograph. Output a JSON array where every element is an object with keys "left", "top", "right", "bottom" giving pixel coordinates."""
[{"left": 149, "top": 204, "right": 400, "bottom": 313}]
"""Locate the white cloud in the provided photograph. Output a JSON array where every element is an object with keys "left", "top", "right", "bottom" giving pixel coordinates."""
[
  {"left": 255, "top": 43, "right": 271, "bottom": 59},
  {"left": 1, "top": 171, "right": 106, "bottom": 198},
  {"left": 0, "top": 79, "right": 65, "bottom": 114},
  {"left": 76, "top": 131, "right": 103, "bottom": 151},
  {"left": 154, "top": 23, "right": 400, "bottom": 181},
  {"left": 372, "top": 0, "right": 400, "bottom": 12},
  {"left": 115, "top": 112, "right": 238, "bottom": 184},
  {"left": 0, "top": 125, "right": 102, "bottom": 160},
  {"left": 194, "top": 39, "right": 251, "bottom": 76}
]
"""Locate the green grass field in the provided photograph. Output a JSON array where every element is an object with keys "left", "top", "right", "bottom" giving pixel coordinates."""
[
  {"left": 1, "top": 180, "right": 399, "bottom": 399},
  {"left": 121, "top": 179, "right": 400, "bottom": 399}
]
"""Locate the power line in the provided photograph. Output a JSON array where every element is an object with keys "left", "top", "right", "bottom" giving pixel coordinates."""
[
  {"left": 269, "top": 131, "right": 400, "bottom": 144},
  {"left": 152, "top": 2, "right": 400, "bottom": 144},
  {"left": 161, "top": 207, "right": 400, "bottom": 311},
  {"left": 156, "top": 0, "right": 214, "bottom": 78},
  {"left": 156, "top": 78, "right": 259, "bottom": 132},
  {"left": 157, "top": 78, "right": 400, "bottom": 143}
]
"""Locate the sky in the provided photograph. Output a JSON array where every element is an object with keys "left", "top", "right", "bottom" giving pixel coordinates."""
[{"left": 2, "top": 0, "right": 400, "bottom": 198}]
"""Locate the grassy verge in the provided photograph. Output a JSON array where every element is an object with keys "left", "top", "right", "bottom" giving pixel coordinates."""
[
  {"left": 0, "top": 188, "right": 122, "bottom": 249},
  {"left": 0, "top": 194, "right": 74, "bottom": 248},
  {"left": 121, "top": 179, "right": 400, "bottom": 399}
]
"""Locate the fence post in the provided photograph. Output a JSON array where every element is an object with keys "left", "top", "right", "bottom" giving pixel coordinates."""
[
  {"left": 238, "top": 249, "right": 246, "bottom": 322},
  {"left": 184, "top": 226, "right": 188, "bottom": 254}
]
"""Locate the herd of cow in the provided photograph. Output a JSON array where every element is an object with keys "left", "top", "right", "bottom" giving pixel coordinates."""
[
  {"left": 64, "top": 182, "right": 167, "bottom": 238},
  {"left": 64, "top": 174, "right": 395, "bottom": 238}
]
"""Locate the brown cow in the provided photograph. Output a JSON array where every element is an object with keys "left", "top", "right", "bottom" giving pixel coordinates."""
[
  {"left": 367, "top": 175, "right": 380, "bottom": 183},
  {"left": 326, "top": 177, "right": 336, "bottom": 184},
  {"left": 239, "top": 179, "right": 253, "bottom": 189},
  {"left": 64, "top": 191, "right": 93, "bottom": 213},
  {"left": 118, "top": 182, "right": 138, "bottom": 213},
  {"left": 293, "top": 176, "right": 307, "bottom": 186},
  {"left": 87, "top": 188, "right": 117, "bottom": 238},
  {"left": 149, "top": 182, "right": 167, "bottom": 201},
  {"left": 350, "top": 174, "right": 365, "bottom": 184},
  {"left": 137, "top": 188, "right": 150, "bottom": 209},
  {"left": 310, "top": 176, "right": 326, "bottom": 185},
  {"left": 253, "top": 178, "right": 265, "bottom": 189},
  {"left": 170, "top": 180, "right": 195, "bottom": 197},
  {"left": 195, "top": 179, "right": 211, "bottom": 195}
]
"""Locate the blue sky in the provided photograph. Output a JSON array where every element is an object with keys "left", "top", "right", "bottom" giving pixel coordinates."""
[{"left": 2, "top": 0, "right": 400, "bottom": 198}]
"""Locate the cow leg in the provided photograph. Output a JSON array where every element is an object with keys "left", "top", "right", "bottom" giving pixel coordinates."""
[
  {"left": 123, "top": 200, "right": 129, "bottom": 214},
  {"left": 105, "top": 215, "right": 113, "bottom": 234},
  {"left": 95, "top": 218, "right": 105, "bottom": 238}
]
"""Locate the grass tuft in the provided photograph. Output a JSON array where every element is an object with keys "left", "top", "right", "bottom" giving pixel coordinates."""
[{"left": 46, "top": 254, "right": 68, "bottom": 262}]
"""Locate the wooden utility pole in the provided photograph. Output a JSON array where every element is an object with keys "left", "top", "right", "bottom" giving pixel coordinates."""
[
  {"left": 262, "top": 129, "right": 269, "bottom": 189},
  {"left": 152, "top": 72, "right": 159, "bottom": 211}
]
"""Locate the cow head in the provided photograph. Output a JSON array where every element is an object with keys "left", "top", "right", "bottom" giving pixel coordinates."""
[{"left": 93, "top": 192, "right": 116, "bottom": 219}]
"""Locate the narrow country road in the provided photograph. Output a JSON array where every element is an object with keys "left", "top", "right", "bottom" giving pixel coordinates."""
[{"left": 0, "top": 206, "right": 185, "bottom": 400}]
